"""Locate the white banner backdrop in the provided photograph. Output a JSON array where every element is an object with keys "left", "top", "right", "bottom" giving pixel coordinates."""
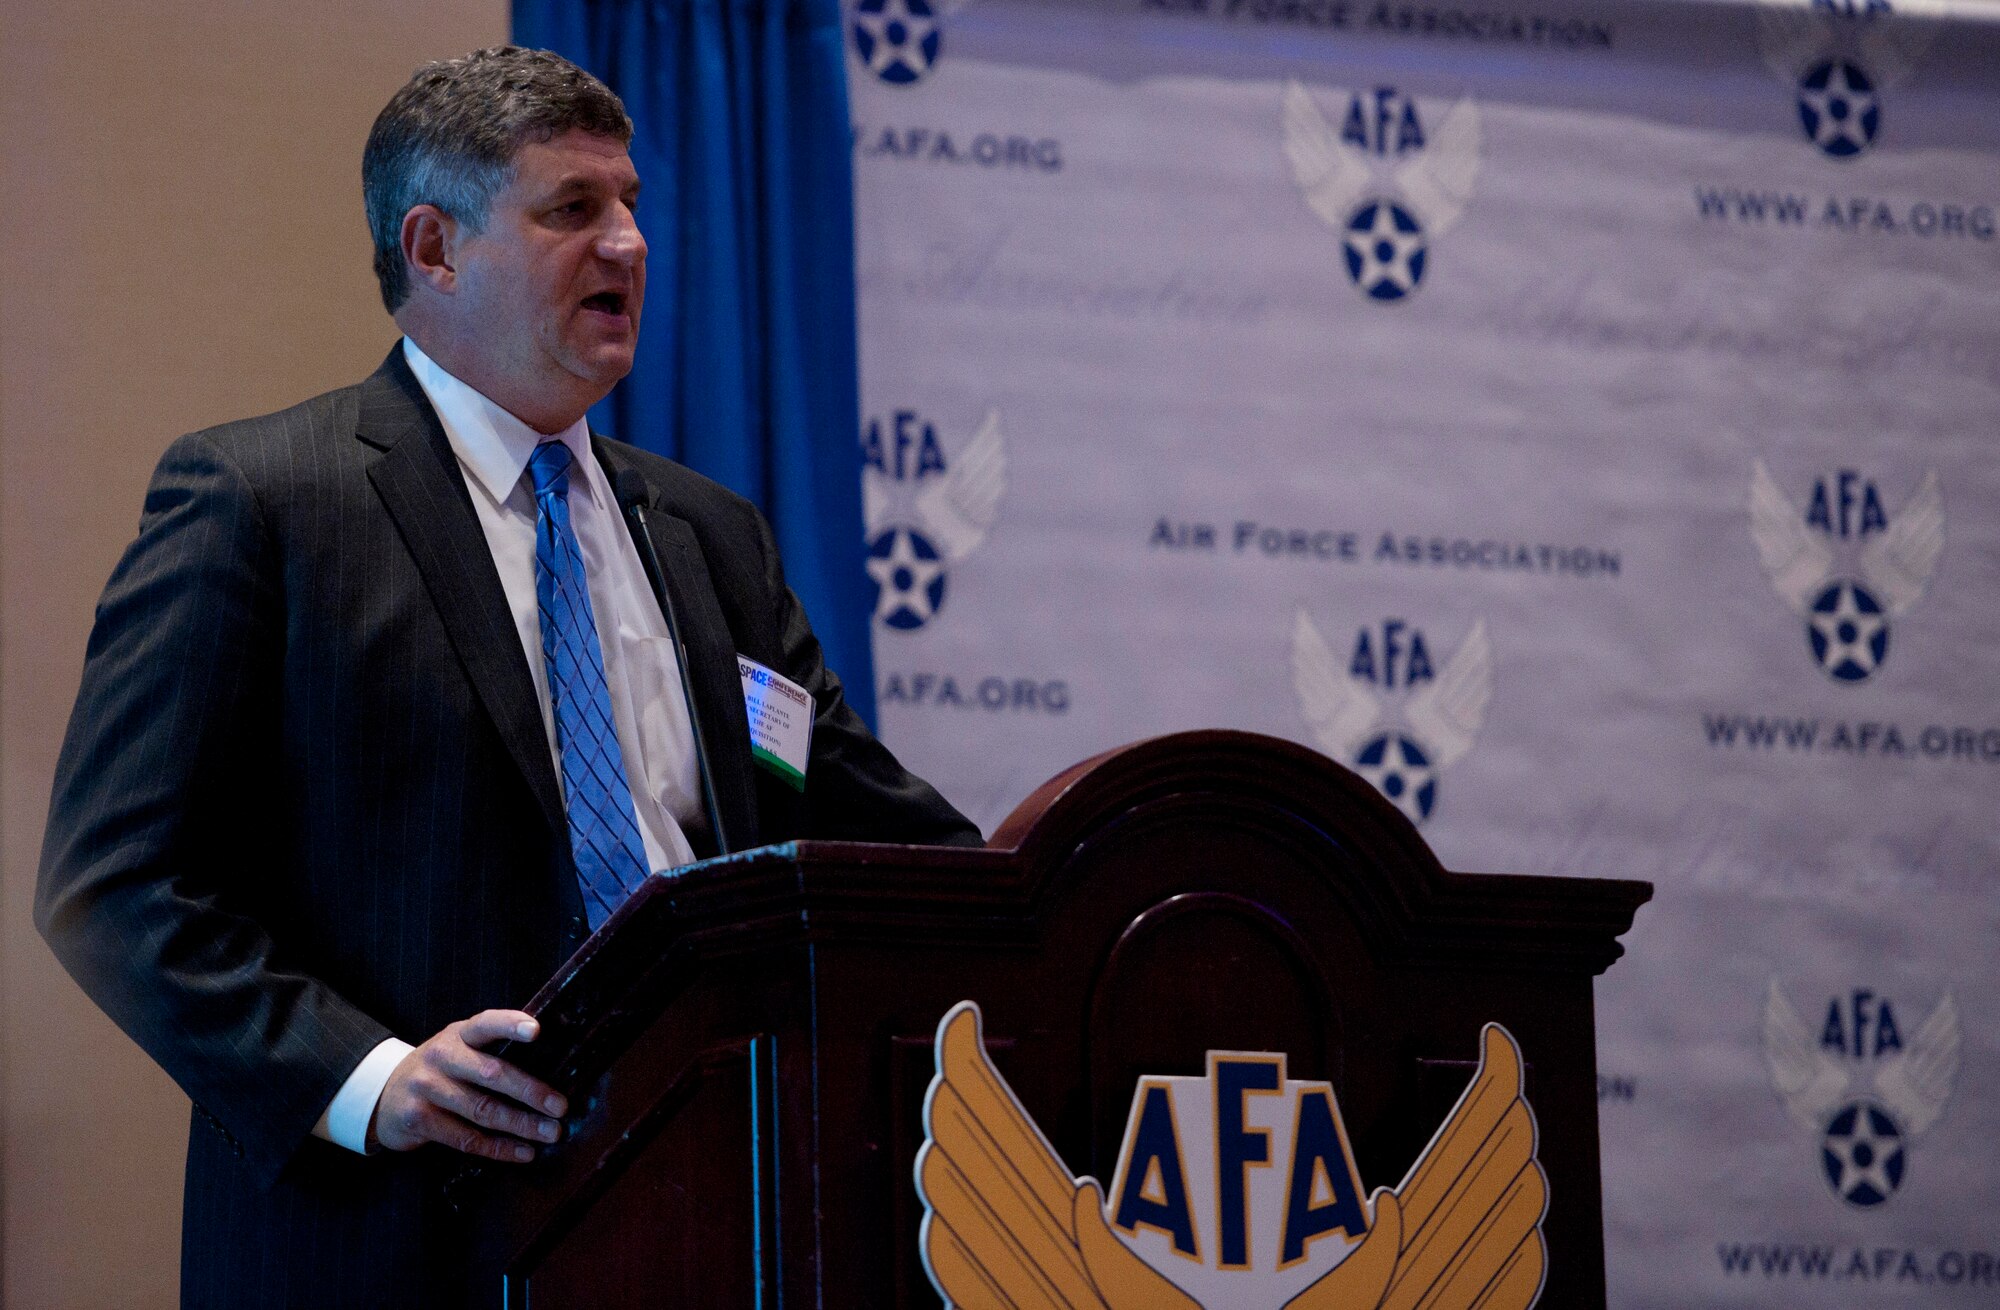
[{"left": 848, "top": 0, "right": 1999, "bottom": 1302}]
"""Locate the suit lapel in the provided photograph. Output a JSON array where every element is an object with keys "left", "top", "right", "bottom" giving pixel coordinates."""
[
  {"left": 357, "top": 348, "right": 567, "bottom": 843},
  {"left": 595, "top": 442, "right": 759, "bottom": 853}
]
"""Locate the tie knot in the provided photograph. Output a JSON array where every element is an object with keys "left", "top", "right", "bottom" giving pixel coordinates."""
[{"left": 528, "top": 441, "right": 575, "bottom": 497}]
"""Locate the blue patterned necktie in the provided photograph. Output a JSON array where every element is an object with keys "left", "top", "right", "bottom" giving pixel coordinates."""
[{"left": 528, "top": 441, "right": 651, "bottom": 929}]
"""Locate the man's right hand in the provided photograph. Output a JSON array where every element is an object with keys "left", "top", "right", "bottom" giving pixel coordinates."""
[{"left": 371, "top": 1009, "right": 568, "bottom": 1162}]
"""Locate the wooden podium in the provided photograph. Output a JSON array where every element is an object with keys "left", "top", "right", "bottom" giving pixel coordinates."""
[{"left": 458, "top": 730, "right": 1649, "bottom": 1307}]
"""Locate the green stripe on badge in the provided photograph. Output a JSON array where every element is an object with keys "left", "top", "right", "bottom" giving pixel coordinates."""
[{"left": 752, "top": 745, "right": 806, "bottom": 792}]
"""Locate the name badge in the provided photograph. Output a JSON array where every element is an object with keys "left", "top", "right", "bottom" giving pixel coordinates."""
[{"left": 738, "top": 655, "right": 814, "bottom": 791}]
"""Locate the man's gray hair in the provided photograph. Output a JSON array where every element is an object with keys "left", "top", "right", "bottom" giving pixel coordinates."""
[{"left": 363, "top": 46, "right": 633, "bottom": 312}]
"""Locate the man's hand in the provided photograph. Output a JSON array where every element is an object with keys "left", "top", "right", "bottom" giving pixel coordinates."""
[{"left": 371, "top": 1009, "right": 568, "bottom": 1162}]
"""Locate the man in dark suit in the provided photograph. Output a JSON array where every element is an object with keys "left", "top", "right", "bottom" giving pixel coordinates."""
[{"left": 36, "top": 46, "right": 977, "bottom": 1307}]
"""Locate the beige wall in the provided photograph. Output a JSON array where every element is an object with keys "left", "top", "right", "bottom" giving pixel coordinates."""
[{"left": 0, "top": 4, "right": 506, "bottom": 1303}]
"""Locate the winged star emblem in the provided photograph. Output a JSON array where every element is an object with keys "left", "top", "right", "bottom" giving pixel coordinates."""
[
  {"left": 1762, "top": 980, "right": 1961, "bottom": 1207},
  {"left": 1291, "top": 611, "right": 1492, "bottom": 825},
  {"left": 1756, "top": 0, "right": 1937, "bottom": 157},
  {"left": 863, "top": 409, "right": 1006, "bottom": 631},
  {"left": 917, "top": 1002, "right": 1547, "bottom": 1309},
  {"left": 1748, "top": 460, "right": 1943, "bottom": 682},
  {"left": 1281, "top": 80, "right": 1481, "bottom": 301}
]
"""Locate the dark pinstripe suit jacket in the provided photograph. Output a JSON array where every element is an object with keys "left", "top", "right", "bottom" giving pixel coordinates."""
[{"left": 36, "top": 346, "right": 978, "bottom": 1308}]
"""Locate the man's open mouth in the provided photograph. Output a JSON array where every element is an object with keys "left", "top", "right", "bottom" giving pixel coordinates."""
[{"left": 581, "top": 291, "right": 627, "bottom": 316}]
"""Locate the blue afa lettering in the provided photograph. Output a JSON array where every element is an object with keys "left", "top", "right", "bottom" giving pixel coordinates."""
[
  {"left": 1113, "top": 1057, "right": 1369, "bottom": 1271},
  {"left": 1804, "top": 471, "right": 1887, "bottom": 539},
  {"left": 1282, "top": 1091, "right": 1370, "bottom": 1265},
  {"left": 1349, "top": 620, "right": 1434, "bottom": 689},
  {"left": 1822, "top": 990, "right": 1903, "bottom": 1059},
  {"left": 861, "top": 409, "right": 947, "bottom": 483},
  {"left": 1112, "top": 1085, "right": 1200, "bottom": 1258},
  {"left": 1342, "top": 87, "right": 1425, "bottom": 157},
  {"left": 1215, "top": 1059, "right": 1280, "bottom": 1268}
]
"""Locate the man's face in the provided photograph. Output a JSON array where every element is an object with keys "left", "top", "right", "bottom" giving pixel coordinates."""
[{"left": 445, "top": 130, "right": 645, "bottom": 426}]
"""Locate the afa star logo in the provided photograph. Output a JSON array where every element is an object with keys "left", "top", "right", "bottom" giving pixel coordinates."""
[
  {"left": 861, "top": 407, "right": 1007, "bottom": 632},
  {"left": 851, "top": 0, "right": 956, "bottom": 87},
  {"left": 1281, "top": 81, "right": 1482, "bottom": 303},
  {"left": 1758, "top": 0, "right": 1936, "bottom": 158},
  {"left": 1762, "top": 980, "right": 1961, "bottom": 1209},
  {"left": 1748, "top": 461, "right": 1944, "bottom": 684},
  {"left": 1291, "top": 612, "right": 1492, "bottom": 825}
]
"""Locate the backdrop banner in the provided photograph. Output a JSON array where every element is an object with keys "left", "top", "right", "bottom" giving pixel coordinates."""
[{"left": 846, "top": 0, "right": 1999, "bottom": 1301}]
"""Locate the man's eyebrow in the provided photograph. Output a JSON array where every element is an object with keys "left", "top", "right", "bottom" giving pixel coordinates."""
[{"left": 539, "top": 175, "right": 643, "bottom": 202}]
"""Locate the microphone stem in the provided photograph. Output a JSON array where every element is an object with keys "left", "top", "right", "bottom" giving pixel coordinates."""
[{"left": 622, "top": 500, "right": 732, "bottom": 857}]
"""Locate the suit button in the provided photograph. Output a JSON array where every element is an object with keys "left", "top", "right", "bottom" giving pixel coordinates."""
[{"left": 568, "top": 915, "right": 585, "bottom": 937}]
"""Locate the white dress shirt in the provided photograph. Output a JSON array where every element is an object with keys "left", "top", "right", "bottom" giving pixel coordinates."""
[{"left": 312, "top": 338, "right": 704, "bottom": 1152}]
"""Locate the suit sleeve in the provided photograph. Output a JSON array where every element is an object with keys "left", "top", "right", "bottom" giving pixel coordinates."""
[
  {"left": 36, "top": 433, "right": 392, "bottom": 1186},
  {"left": 747, "top": 505, "right": 983, "bottom": 848}
]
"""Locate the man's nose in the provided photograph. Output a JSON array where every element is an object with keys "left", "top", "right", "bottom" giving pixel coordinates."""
[{"left": 598, "top": 205, "right": 646, "bottom": 265}]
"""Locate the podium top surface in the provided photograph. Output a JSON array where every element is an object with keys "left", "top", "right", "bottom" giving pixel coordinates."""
[{"left": 530, "top": 730, "right": 1650, "bottom": 1026}]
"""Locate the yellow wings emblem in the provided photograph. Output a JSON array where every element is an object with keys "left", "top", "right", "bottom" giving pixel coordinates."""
[{"left": 915, "top": 1003, "right": 1547, "bottom": 1310}]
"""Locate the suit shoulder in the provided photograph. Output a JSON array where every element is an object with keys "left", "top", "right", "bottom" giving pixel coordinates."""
[
  {"left": 178, "top": 381, "right": 364, "bottom": 463},
  {"left": 149, "top": 378, "right": 374, "bottom": 508}
]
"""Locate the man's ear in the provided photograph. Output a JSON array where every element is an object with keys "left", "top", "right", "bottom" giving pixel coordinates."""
[{"left": 400, "top": 205, "right": 458, "bottom": 295}]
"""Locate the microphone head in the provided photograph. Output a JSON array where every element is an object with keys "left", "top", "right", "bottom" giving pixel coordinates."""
[{"left": 613, "top": 467, "right": 650, "bottom": 513}]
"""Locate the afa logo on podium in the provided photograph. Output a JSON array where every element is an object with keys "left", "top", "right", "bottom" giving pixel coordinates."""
[
  {"left": 1761, "top": 980, "right": 1961, "bottom": 1208},
  {"left": 916, "top": 1001, "right": 1548, "bottom": 1309},
  {"left": 1747, "top": 460, "right": 1944, "bottom": 683},
  {"left": 1290, "top": 611, "right": 1493, "bottom": 824},
  {"left": 1757, "top": 0, "right": 1936, "bottom": 158},
  {"left": 1280, "top": 80, "right": 1482, "bottom": 302},
  {"left": 862, "top": 407, "right": 1008, "bottom": 632}
]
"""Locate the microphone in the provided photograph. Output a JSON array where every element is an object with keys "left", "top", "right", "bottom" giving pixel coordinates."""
[{"left": 613, "top": 468, "right": 732, "bottom": 857}]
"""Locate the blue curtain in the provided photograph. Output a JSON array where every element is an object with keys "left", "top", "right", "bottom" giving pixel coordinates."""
[{"left": 516, "top": 0, "right": 877, "bottom": 726}]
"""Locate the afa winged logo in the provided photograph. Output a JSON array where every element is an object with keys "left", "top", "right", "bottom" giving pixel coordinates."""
[
  {"left": 863, "top": 408, "right": 1007, "bottom": 632},
  {"left": 917, "top": 1002, "right": 1548, "bottom": 1309},
  {"left": 1748, "top": 460, "right": 1943, "bottom": 682},
  {"left": 1291, "top": 611, "right": 1492, "bottom": 825},
  {"left": 1281, "top": 80, "right": 1481, "bottom": 302},
  {"left": 1757, "top": 0, "right": 1936, "bottom": 158},
  {"left": 1762, "top": 981, "right": 1961, "bottom": 1208}
]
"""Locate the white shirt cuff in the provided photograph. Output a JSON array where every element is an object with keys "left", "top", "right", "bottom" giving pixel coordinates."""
[{"left": 312, "top": 1037, "right": 416, "bottom": 1154}]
